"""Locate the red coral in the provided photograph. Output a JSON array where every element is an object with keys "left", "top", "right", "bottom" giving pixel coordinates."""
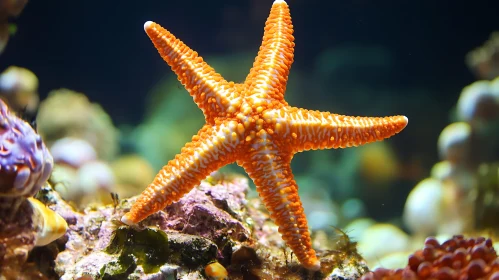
[{"left": 361, "top": 235, "right": 499, "bottom": 280}]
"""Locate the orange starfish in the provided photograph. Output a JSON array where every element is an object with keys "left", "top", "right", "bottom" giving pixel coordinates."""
[{"left": 122, "top": 0, "right": 408, "bottom": 270}]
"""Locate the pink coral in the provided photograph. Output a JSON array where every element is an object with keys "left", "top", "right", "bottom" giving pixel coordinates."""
[
  {"left": 0, "top": 99, "right": 52, "bottom": 197},
  {"left": 361, "top": 235, "right": 499, "bottom": 280}
]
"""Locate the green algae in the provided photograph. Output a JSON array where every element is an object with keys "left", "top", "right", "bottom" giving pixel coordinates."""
[
  {"left": 475, "top": 162, "right": 499, "bottom": 230},
  {"left": 166, "top": 232, "right": 218, "bottom": 269},
  {"left": 99, "top": 255, "right": 136, "bottom": 280},
  {"left": 99, "top": 226, "right": 219, "bottom": 278},
  {"left": 101, "top": 226, "right": 170, "bottom": 277}
]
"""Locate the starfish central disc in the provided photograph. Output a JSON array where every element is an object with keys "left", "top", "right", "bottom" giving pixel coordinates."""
[{"left": 122, "top": 0, "right": 408, "bottom": 271}]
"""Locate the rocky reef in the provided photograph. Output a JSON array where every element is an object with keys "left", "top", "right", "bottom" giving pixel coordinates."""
[{"left": 49, "top": 173, "right": 368, "bottom": 280}]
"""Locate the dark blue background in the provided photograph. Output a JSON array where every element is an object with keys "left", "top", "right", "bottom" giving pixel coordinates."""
[{"left": 3, "top": 0, "right": 498, "bottom": 124}]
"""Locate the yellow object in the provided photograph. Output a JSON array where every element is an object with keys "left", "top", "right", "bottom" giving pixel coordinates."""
[
  {"left": 111, "top": 154, "right": 155, "bottom": 198},
  {"left": 28, "top": 197, "right": 68, "bottom": 246},
  {"left": 359, "top": 142, "right": 399, "bottom": 185},
  {"left": 204, "top": 262, "right": 228, "bottom": 280}
]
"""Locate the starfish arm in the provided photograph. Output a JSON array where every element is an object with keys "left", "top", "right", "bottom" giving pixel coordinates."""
[
  {"left": 237, "top": 141, "right": 320, "bottom": 271},
  {"left": 122, "top": 122, "right": 242, "bottom": 225},
  {"left": 144, "top": 21, "right": 238, "bottom": 122},
  {"left": 264, "top": 107, "right": 408, "bottom": 152},
  {"left": 243, "top": 0, "right": 295, "bottom": 105}
]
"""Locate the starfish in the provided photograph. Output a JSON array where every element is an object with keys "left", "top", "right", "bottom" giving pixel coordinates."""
[{"left": 122, "top": 0, "right": 408, "bottom": 270}]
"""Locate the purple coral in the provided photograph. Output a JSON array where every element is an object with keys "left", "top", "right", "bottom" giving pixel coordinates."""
[{"left": 0, "top": 99, "right": 53, "bottom": 197}]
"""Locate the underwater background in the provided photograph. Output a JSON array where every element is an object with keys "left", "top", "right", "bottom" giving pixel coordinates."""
[
  {"left": 5, "top": 0, "right": 498, "bottom": 123},
  {"left": 2, "top": 0, "right": 499, "bottom": 279}
]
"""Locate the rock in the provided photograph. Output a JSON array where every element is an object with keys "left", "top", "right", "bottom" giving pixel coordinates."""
[{"left": 50, "top": 173, "right": 368, "bottom": 279}]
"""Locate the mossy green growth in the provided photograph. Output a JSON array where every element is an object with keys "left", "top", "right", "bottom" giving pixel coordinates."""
[
  {"left": 8, "top": 23, "right": 17, "bottom": 35},
  {"left": 166, "top": 232, "right": 218, "bottom": 269},
  {"left": 99, "top": 255, "right": 136, "bottom": 280},
  {"left": 475, "top": 162, "right": 499, "bottom": 230},
  {"left": 101, "top": 226, "right": 170, "bottom": 278}
]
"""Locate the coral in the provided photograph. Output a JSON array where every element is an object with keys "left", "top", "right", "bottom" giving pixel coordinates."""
[
  {"left": 36, "top": 88, "right": 118, "bottom": 161},
  {"left": 111, "top": 154, "right": 155, "bottom": 199},
  {"left": 456, "top": 79, "right": 499, "bottom": 124},
  {"left": 0, "top": 99, "right": 66, "bottom": 279},
  {"left": 50, "top": 137, "right": 97, "bottom": 168},
  {"left": 50, "top": 160, "right": 115, "bottom": 207},
  {"left": 403, "top": 178, "right": 445, "bottom": 236},
  {"left": 0, "top": 99, "right": 52, "bottom": 198},
  {"left": 0, "top": 66, "right": 39, "bottom": 115},
  {"left": 437, "top": 122, "right": 472, "bottom": 165},
  {"left": 356, "top": 223, "right": 410, "bottom": 268},
  {"left": 361, "top": 235, "right": 499, "bottom": 280},
  {"left": 466, "top": 32, "right": 499, "bottom": 80},
  {"left": 75, "top": 161, "right": 115, "bottom": 199},
  {"left": 403, "top": 77, "right": 499, "bottom": 236},
  {"left": 474, "top": 163, "right": 499, "bottom": 231},
  {"left": 49, "top": 137, "right": 114, "bottom": 208}
]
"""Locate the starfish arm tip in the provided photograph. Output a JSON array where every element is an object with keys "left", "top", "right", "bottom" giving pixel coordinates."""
[
  {"left": 144, "top": 21, "right": 154, "bottom": 32},
  {"left": 273, "top": 0, "right": 287, "bottom": 4},
  {"left": 307, "top": 260, "right": 321, "bottom": 271},
  {"left": 121, "top": 213, "right": 137, "bottom": 226},
  {"left": 401, "top": 115, "right": 409, "bottom": 127}
]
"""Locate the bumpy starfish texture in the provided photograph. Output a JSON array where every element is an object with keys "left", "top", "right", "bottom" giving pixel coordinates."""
[{"left": 122, "top": 0, "right": 408, "bottom": 270}]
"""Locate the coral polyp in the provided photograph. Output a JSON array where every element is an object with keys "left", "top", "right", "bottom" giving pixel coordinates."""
[
  {"left": 0, "top": 99, "right": 53, "bottom": 197},
  {"left": 361, "top": 235, "right": 499, "bottom": 280}
]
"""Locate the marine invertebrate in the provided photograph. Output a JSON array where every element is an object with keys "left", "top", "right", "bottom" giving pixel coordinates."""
[
  {"left": 0, "top": 98, "right": 52, "bottom": 198},
  {"left": 122, "top": 0, "right": 408, "bottom": 270},
  {"left": 0, "top": 99, "right": 62, "bottom": 277},
  {"left": 361, "top": 235, "right": 499, "bottom": 280},
  {"left": 27, "top": 197, "right": 68, "bottom": 246}
]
